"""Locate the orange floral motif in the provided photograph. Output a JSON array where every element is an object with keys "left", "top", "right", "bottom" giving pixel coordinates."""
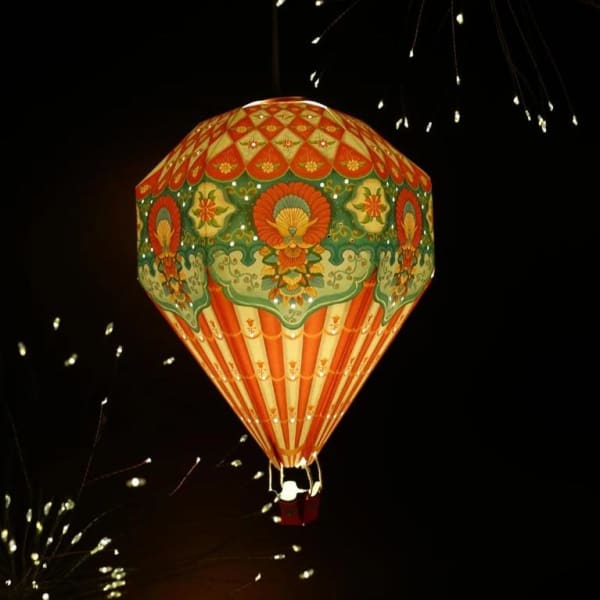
[
  {"left": 253, "top": 182, "right": 331, "bottom": 307},
  {"left": 393, "top": 188, "right": 423, "bottom": 300},
  {"left": 148, "top": 196, "right": 192, "bottom": 312},
  {"left": 347, "top": 178, "right": 391, "bottom": 234}
]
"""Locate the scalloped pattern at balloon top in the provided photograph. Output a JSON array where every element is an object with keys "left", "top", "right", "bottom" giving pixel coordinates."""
[{"left": 136, "top": 98, "right": 434, "bottom": 329}]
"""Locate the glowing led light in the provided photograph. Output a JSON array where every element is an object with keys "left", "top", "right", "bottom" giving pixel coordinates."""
[
  {"left": 425, "top": 121, "right": 432, "bottom": 133},
  {"left": 230, "top": 459, "right": 242, "bottom": 468},
  {"left": 261, "top": 502, "right": 273, "bottom": 514},
  {"left": 8, "top": 540, "right": 17, "bottom": 554},
  {"left": 253, "top": 470, "right": 264, "bottom": 480},
  {"left": 292, "top": 544, "right": 302, "bottom": 552},
  {"left": 272, "top": 515, "right": 282, "bottom": 524},
  {"left": 126, "top": 477, "right": 146, "bottom": 488},
  {"left": 163, "top": 356, "right": 175, "bottom": 365},
  {"left": 454, "top": 110, "right": 461, "bottom": 124},
  {"left": 513, "top": 95, "right": 520, "bottom": 105},
  {"left": 99, "top": 566, "right": 113, "bottom": 574},
  {"left": 64, "top": 353, "right": 78, "bottom": 367},
  {"left": 313, "top": 77, "right": 320, "bottom": 88},
  {"left": 456, "top": 12, "right": 464, "bottom": 24},
  {"left": 52, "top": 317, "right": 61, "bottom": 330},
  {"left": 299, "top": 568, "right": 315, "bottom": 580},
  {"left": 273, "top": 553, "right": 286, "bottom": 560},
  {"left": 395, "top": 118, "right": 403, "bottom": 130},
  {"left": 311, "top": 36, "right": 321, "bottom": 45},
  {"left": 91, "top": 537, "right": 112, "bottom": 555},
  {"left": 42, "top": 594, "right": 49, "bottom": 600},
  {"left": 275, "top": 0, "right": 286, "bottom": 6},
  {"left": 572, "top": 114, "right": 578, "bottom": 126},
  {"left": 71, "top": 532, "right": 83, "bottom": 545},
  {"left": 26, "top": 508, "right": 32, "bottom": 522},
  {"left": 43, "top": 501, "right": 53, "bottom": 515},
  {"left": 105, "top": 322, "right": 114, "bottom": 335},
  {"left": 18, "top": 342, "right": 27, "bottom": 356},
  {"left": 254, "top": 573, "right": 262, "bottom": 582},
  {"left": 377, "top": 99, "right": 384, "bottom": 110},
  {"left": 239, "top": 434, "right": 248, "bottom": 443},
  {"left": 409, "top": 48, "right": 414, "bottom": 58},
  {"left": 115, "top": 345, "right": 123, "bottom": 357},
  {"left": 548, "top": 101, "right": 554, "bottom": 112}
]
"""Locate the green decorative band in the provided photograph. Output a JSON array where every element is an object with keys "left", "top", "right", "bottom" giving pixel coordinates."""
[{"left": 136, "top": 170, "right": 434, "bottom": 329}]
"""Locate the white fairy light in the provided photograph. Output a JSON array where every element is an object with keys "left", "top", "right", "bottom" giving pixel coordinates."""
[
  {"left": 162, "top": 356, "right": 175, "bottom": 365},
  {"left": 71, "top": 532, "right": 83, "bottom": 545},
  {"left": 105, "top": 322, "right": 114, "bottom": 336},
  {"left": 454, "top": 110, "right": 461, "bottom": 123},
  {"left": 115, "top": 345, "right": 123, "bottom": 357},
  {"left": 230, "top": 459, "right": 242, "bottom": 468},
  {"left": 456, "top": 12, "right": 464, "bottom": 24},
  {"left": 17, "top": 342, "right": 27, "bottom": 357},
  {"left": 253, "top": 470, "right": 265, "bottom": 480},
  {"left": 513, "top": 95, "right": 520, "bottom": 105},
  {"left": 395, "top": 118, "right": 403, "bottom": 130},
  {"left": 239, "top": 434, "right": 248, "bottom": 443},
  {"left": 572, "top": 114, "right": 578, "bottom": 126},
  {"left": 425, "top": 121, "right": 432, "bottom": 133},
  {"left": 311, "top": 36, "right": 321, "bottom": 45},
  {"left": 90, "top": 537, "right": 112, "bottom": 555},
  {"left": 273, "top": 553, "right": 286, "bottom": 560},
  {"left": 254, "top": 572, "right": 262, "bottom": 582},
  {"left": 292, "top": 544, "right": 302, "bottom": 552},
  {"left": 377, "top": 99, "right": 384, "bottom": 110},
  {"left": 299, "top": 568, "right": 315, "bottom": 580},
  {"left": 52, "top": 317, "right": 61, "bottom": 331},
  {"left": 64, "top": 353, "right": 78, "bottom": 367},
  {"left": 261, "top": 502, "right": 273, "bottom": 514},
  {"left": 125, "top": 477, "right": 146, "bottom": 488}
]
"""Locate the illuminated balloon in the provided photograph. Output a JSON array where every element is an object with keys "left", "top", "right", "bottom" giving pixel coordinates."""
[{"left": 136, "top": 98, "right": 434, "bottom": 510}]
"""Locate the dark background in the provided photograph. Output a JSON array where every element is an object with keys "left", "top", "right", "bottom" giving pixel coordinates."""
[{"left": 1, "top": 1, "right": 599, "bottom": 598}]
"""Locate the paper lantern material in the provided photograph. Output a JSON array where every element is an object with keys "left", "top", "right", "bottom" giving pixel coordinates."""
[{"left": 136, "top": 98, "right": 434, "bottom": 469}]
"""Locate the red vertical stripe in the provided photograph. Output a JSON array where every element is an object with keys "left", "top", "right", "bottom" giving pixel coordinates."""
[
  {"left": 258, "top": 309, "right": 290, "bottom": 449},
  {"left": 301, "top": 274, "right": 377, "bottom": 455},
  {"left": 295, "top": 308, "right": 327, "bottom": 451}
]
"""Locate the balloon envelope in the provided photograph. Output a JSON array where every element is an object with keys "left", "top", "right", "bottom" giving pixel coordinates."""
[{"left": 136, "top": 98, "right": 434, "bottom": 468}]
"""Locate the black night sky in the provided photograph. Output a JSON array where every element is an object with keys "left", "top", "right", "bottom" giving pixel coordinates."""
[{"left": 2, "top": 2, "right": 599, "bottom": 599}]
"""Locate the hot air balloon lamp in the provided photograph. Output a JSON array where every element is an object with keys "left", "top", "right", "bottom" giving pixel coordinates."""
[{"left": 136, "top": 97, "right": 435, "bottom": 524}]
